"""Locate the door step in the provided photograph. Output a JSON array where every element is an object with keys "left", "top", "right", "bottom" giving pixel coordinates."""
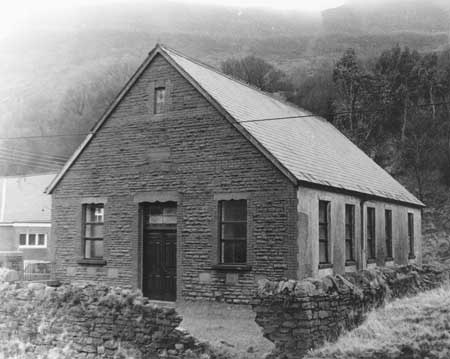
[{"left": 147, "top": 299, "right": 176, "bottom": 308}]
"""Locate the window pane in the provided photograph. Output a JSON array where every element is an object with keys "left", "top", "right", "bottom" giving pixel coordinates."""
[
  {"left": 222, "top": 241, "right": 234, "bottom": 263},
  {"left": 319, "top": 224, "right": 328, "bottom": 240},
  {"left": 38, "top": 234, "right": 45, "bottom": 246},
  {"left": 222, "top": 223, "right": 247, "bottom": 240},
  {"left": 163, "top": 206, "right": 177, "bottom": 224},
  {"left": 85, "top": 239, "right": 103, "bottom": 259},
  {"left": 345, "top": 240, "right": 353, "bottom": 261},
  {"left": 19, "top": 234, "right": 26, "bottom": 246},
  {"left": 319, "top": 242, "right": 328, "bottom": 263},
  {"left": 155, "top": 87, "right": 166, "bottom": 114},
  {"left": 319, "top": 201, "right": 328, "bottom": 223},
  {"left": 86, "top": 204, "right": 104, "bottom": 223},
  {"left": 221, "top": 200, "right": 247, "bottom": 221},
  {"left": 234, "top": 241, "right": 246, "bottom": 263},
  {"left": 85, "top": 224, "right": 104, "bottom": 238},
  {"left": 28, "top": 234, "right": 36, "bottom": 246}
]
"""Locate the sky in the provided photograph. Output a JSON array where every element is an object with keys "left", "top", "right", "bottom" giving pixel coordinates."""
[{"left": 0, "top": 0, "right": 345, "bottom": 34}]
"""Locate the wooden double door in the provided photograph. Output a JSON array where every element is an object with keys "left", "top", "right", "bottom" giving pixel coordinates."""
[{"left": 142, "top": 202, "right": 177, "bottom": 301}]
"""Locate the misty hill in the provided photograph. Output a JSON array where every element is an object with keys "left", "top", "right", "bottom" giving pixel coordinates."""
[
  {"left": 323, "top": 0, "right": 450, "bottom": 34},
  {"left": 0, "top": 0, "right": 449, "bottom": 175}
]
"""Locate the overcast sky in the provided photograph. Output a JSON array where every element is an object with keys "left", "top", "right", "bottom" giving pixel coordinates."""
[{"left": 0, "top": 0, "right": 345, "bottom": 35}]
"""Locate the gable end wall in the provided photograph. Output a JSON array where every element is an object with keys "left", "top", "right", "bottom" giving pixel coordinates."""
[{"left": 51, "top": 54, "right": 298, "bottom": 303}]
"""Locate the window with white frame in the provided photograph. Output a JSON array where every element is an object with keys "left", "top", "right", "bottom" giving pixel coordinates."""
[
  {"left": 83, "top": 203, "right": 104, "bottom": 259},
  {"left": 19, "top": 233, "right": 47, "bottom": 248}
]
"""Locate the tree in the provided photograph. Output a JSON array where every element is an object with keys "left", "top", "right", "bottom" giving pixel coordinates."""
[
  {"left": 375, "top": 45, "right": 421, "bottom": 142},
  {"left": 221, "top": 55, "right": 292, "bottom": 93},
  {"left": 401, "top": 107, "right": 437, "bottom": 200}
]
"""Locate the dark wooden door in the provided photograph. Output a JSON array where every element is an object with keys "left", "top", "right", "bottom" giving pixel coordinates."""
[{"left": 142, "top": 202, "right": 177, "bottom": 301}]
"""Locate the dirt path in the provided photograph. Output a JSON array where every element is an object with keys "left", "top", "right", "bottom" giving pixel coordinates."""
[{"left": 177, "top": 301, "right": 274, "bottom": 359}]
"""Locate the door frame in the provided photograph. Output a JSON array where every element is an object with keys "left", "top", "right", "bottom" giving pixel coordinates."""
[{"left": 139, "top": 200, "right": 179, "bottom": 302}]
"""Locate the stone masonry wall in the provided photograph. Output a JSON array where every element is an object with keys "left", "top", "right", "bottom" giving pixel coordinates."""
[
  {"left": 252, "top": 264, "right": 450, "bottom": 359},
  {"left": 52, "top": 54, "right": 298, "bottom": 303},
  {"left": 0, "top": 282, "right": 215, "bottom": 359}
]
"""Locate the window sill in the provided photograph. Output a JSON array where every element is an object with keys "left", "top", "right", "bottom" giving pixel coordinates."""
[
  {"left": 385, "top": 257, "right": 394, "bottom": 262},
  {"left": 408, "top": 254, "right": 416, "bottom": 260},
  {"left": 345, "top": 260, "right": 356, "bottom": 267},
  {"left": 367, "top": 258, "right": 376, "bottom": 264},
  {"left": 77, "top": 259, "right": 107, "bottom": 266},
  {"left": 319, "top": 263, "right": 333, "bottom": 269},
  {"left": 212, "top": 264, "right": 252, "bottom": 272}
]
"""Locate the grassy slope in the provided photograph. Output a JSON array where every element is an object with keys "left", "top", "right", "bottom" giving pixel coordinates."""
[{"left": 305, "top": 285, "right": 450, "bottom": 359}]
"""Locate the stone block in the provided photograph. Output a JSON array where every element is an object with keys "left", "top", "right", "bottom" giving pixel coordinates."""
[{"left": 198, "top": 272, "right": 211, "bottom": 283}]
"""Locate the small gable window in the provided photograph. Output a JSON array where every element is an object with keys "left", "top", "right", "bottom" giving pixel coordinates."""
[
  {"left": 83, "top": 204, "right": 104, "bottom": 259},
  {"left": 154, "top": 87, "right": 166, "bottom": 114}
]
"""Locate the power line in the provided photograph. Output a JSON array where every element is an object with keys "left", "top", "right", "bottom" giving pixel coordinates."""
[
  {"left": 0, "top": 100, "right": 448, "bottom": 140},
  {"left": 0, "top": 150, "right": 66, "bottom": 166},
  {"left": 0, "top": 155, "right": 62, "bottom": 171},
  {"left": 240, "top": 101, "right": 450, "bottom": 124},
  {"left": 0, "top": 133, "right": 88, "bottom": 140},
  {"left": 0, "top": 147, "right": 69, "bottom": 162}
]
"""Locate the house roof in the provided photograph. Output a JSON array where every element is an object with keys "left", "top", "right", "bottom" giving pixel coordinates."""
[
  {"left": 1, "top": 173, "right": 55, "bottom": 223},
  {"left": 46, "top": 44, "right": 423, "bottom": 207}
]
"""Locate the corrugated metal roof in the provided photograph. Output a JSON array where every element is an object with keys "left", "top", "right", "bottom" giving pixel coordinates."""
[
  {"left": 163, "top": 46, "right": 423, "bottom": 206},
  {"left": 0, "top": 174, "right": 55, "bottom": 223}
]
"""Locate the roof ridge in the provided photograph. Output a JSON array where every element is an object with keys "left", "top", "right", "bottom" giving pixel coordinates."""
[{"left": 158, "top": 43, "right": 317, "bottom": 119}]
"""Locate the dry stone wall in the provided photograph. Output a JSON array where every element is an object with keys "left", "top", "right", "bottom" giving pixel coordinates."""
[
  {"left": 252, "top": 264, "right": 450, "bottom": 359},
  {"left": 0, "top": 282, "right": 214, "bottom": 359}
]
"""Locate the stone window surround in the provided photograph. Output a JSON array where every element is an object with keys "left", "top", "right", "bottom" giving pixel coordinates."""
[
  {"left": 407, "top": 212, "right": 415, "bottom": 259},
  {"left": 77, "top": 197, "right": 108, "bottom": 266},
  {"left": 212, "top": 193, "right": 252, "bottom": 272},
  {"left": 344, "top": 203, "right": 356, "bottom": 265},
  {"left": 148, "top": 79, "right": 172, "bottom": 118},
  {"left": 384, "top": 207, "right": 394, "bottom": 262},
  {"left": 318, "top": 195, "right": 332, "bottom": 270}
]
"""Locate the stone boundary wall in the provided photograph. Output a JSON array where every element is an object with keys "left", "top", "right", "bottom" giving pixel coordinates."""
[
  {"left": 0, "top": 282, "right": 212, "bottom": 359},
  {"left": 252, "top": 264, "right": 450, "bottom": 359}
]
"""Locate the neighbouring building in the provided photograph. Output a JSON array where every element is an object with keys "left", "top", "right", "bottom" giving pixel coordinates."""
[
  {"left": 46, "top": 44, "right": 424, "bottom": 303},
  {"left": 0, "top": 173, "right": 55, "bottom": 271}
]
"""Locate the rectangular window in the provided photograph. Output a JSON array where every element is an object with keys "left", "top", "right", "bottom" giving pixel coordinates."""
[
  {"left": 319, "top": 200, "right": 330, "bottom": 264},
  {"left": 219, "top": 199, "right": 247, "bottom": 264},
  {"left": 385, "top": 210, "right": 393, "bottom": 259},
  {"left": 38, "top": 234, "right": 46, "bottom": 246},
  {"left": 367, "top": 207, "right": 376, "bottom": 260},
  {"left": 408, "top": 213, "right": 415, "bottom": 258},
  {"left": 83, "top": 204, "right": 104, "bottom": 259},
  {"left": 154, "top": 87, "right": 166, "bottom": 114},
  {"left": 345, "top": 204, "right": 355, "bottom": 263},
  {"left": 18, "top": 233, "right": 46, "bottom": 247}
]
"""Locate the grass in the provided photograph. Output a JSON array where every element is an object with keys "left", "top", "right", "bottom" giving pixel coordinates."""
[{"left": 305, "top": 284, "right": 450, "bottom": 359}]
